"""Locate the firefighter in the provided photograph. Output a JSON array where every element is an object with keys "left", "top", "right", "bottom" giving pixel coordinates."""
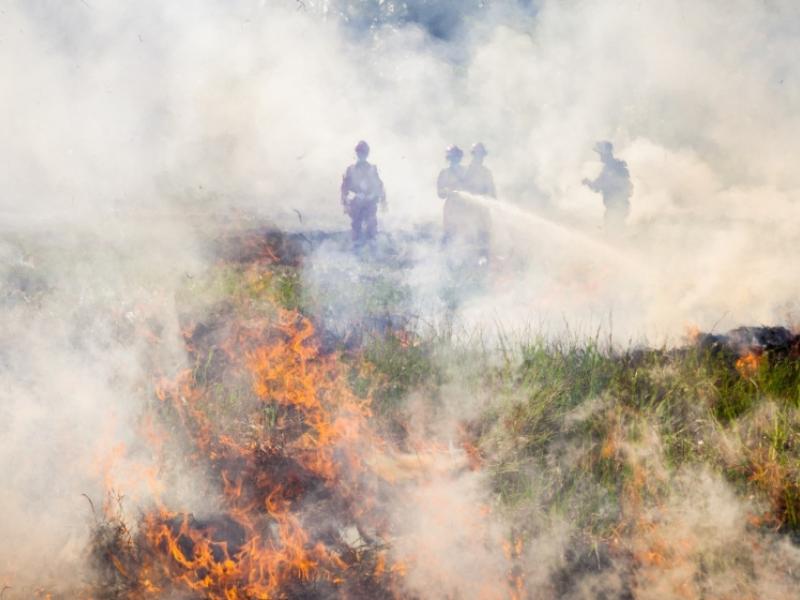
[
  {"left": 341, "top": 140, "right": 386, "bottom": 244},
  {"left": 437, "top": 145, "right": 466, "bottom": 242},
  {"left": 582, "top": 140, "right": 633, "bottom": 234},
  {"left": 464, "top": 142, "right": 496, "bottom": 197},
  {"left": 437, "top": 145, "right": 466, "bottom": 200}
]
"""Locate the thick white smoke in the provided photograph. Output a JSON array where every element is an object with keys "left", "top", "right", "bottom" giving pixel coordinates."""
[{"left": 3, "top": 0, "right": 800, "bottom": 594}]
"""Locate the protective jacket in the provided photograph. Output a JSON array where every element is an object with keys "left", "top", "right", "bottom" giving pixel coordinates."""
[
  {"left": 437, "top": 165, "right": 466, "bottom": 199},
  {"left": 341, "top": 160, "right": 385, "bottom": 243},
  {"left": 341, "top": 161, "right": 385, "bottom": 209},
  {"left": 464, "top": 163, "right": 496, "bottom": 197},
  {"left": 586, "top": 158, "right": 632, "bottom": 208}
]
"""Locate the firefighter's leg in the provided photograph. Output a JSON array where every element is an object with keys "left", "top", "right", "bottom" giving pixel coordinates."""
[
  {"left": 364, "top": 201, "right": 378, "bottom": 240},
  {"left": 442, "top": 198, "right": 452, "bottom": 244},
  {"left": 351, "top": 204, "right": 364, "bottom": 242}
]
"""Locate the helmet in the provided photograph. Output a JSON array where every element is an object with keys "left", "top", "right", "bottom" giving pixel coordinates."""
[
  {"left": 355, "top": 140, "right": 370, "bottom": 156},
  {"left": 445, "top": 145, "right": 463, "bottom": 160},
  {"left": 471, "top": 142, "right": 487, "bottom": 157},
  {"left": 593, "top": 140, "right": 613, "bottom": 155}
]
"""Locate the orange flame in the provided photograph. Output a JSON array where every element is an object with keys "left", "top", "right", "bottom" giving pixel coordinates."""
[
  {"left": 102, "top": 307, "right": 406, "bottom": 598},
  {"left": 736, "top": 351, "right": 763, "bottom": 378},
  {"left": 91, "top": 296, "right": 528, "bottom": 599}
]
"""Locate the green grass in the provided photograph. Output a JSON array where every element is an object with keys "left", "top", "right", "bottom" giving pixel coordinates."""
[
  {"left": 92, "top": 243, "right": 799, "bottom": 600},
  {"left": 345, "top": 319, "right": 800, "bottom": 534},
  {"left": 175, "top": 252, "right": 800, "bottom": 538}
]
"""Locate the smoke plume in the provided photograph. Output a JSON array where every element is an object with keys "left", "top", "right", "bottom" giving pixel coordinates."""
[{"left": 3, "top": 0, "right": 800, "bottom": 596}]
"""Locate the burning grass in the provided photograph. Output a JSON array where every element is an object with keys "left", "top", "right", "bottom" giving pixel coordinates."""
[
  {"left": 74, "top": 231, "right": 515, "bottom": 599},
  {"left": 90, "top": 307, "right": 409, "bottom": 599},
  {"left": 38, "top": 227, "right": 799, "bottom": 598}
]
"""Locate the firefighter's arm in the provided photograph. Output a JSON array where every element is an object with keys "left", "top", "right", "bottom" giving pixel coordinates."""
[
  {"left": 437, "top": 172, "right": 448, "bottom": 199},
  {"left": 375, "top": 166, "right": 387, "bottom": 209}
]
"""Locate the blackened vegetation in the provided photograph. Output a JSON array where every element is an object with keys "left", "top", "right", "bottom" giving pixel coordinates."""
[
  {"left": 89, "top": 500, "right": 140, "bottom": 600},
  {"left": 696, "top": 326, "right": 800, "bottom": 361},
  {"left": 693, "top": 326, "right": 800, "bottom": 423},
  {"left": 551, "top": 538, "right": 634, "bottom": 600},
  {"left": 213, "top": 227, "right": 318, "bottom": 268},
  {"left": 212, "top": 225, "right": 437, "bottom": 270},
  {"left": 211, "top": 224, "right": 443, "bottom": 353}
]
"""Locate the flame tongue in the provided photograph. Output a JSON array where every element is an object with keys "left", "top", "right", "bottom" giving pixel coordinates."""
[
  {"left": 735, "top": 350, "right": 763, "bottom": 378},
  {"left": 102, "top": 308, "right": 399, "bottom": 598},
  {"left": 92, "top": 298, "right": 525, "bottom": 599}
]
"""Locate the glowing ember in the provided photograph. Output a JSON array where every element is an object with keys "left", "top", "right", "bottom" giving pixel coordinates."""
[{"left": 735, "top": 351, "right": 763, "bottom": 378}]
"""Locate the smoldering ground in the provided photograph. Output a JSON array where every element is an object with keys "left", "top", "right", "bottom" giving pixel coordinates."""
[{"left": 3, "top": 0, "right": 800, "bottom": 597}]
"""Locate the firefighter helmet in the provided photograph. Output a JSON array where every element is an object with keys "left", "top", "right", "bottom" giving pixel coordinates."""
[
  {"left": 593, "top": 140, "right": 613, "bottom": 155},
  {"left": 445, "top": 145, "right": 463, "bottom": 160},
  {"left": 355, "top": 140, "right": 370, "bottom": 156},
  {"left": 471, "top": 142, "right": 487, "bottom": 157}
]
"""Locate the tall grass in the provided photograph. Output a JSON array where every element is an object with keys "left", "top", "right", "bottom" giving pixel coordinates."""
[{"left": 181, "top": 255, "right": 800, "bottom": 537}]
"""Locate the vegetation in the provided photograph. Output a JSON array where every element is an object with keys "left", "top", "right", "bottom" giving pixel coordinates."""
[
  {"left": 90, "top": 231, "right": 795, "bottom": 599},
  {"left": 180, "top": 241, "right": 800, "bottom": 541}
]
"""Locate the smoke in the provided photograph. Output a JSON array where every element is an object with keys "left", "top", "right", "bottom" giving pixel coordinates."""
[
  {"left": 4, "top": 0, "right": 800, "bottom": 595},
  {"left": 0, "top": 222, "right": 201, "bottom": 592}
]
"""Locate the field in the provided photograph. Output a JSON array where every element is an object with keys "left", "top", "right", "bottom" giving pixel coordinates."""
[
  {"left": 6, "top": 2, "right": 800, "bottom": 599},
  {"left": 73, "top": 226, "right": 800, "bottom": 599}
]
